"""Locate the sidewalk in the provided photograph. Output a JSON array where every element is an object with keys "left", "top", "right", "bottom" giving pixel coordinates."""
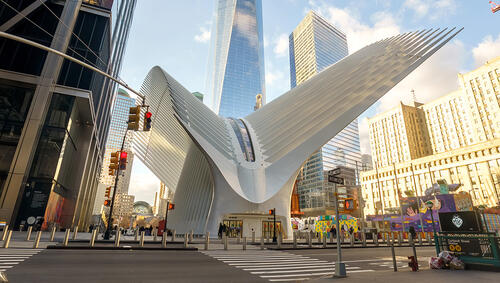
[{"left": 313, "top": 268, "right": 499, "bottom": 282}]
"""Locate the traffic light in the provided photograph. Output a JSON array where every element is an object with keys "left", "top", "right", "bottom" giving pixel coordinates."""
[
  {"left": 127, "top": 106, "right": 141, "bottom": 131},
  {"left": 104, "top": 187, "right": 112, "bottom": 198},
  {"left": 109, "top": 151, "right": 120, "bottom": 174},
  {"left": 269, "top": 209, "right": 275, "bottom": 215},
  {"left": 168, "top": 203, "right": 175, "bottom": 210},
  {"left": 344, "top": 198, "right": 355, "bottom": 210},
  {"left": 143, "top": 111, "right": 152, "bottom": 131},
  {"left": 104, "top": 199, "right": 111, "bottom": 207},
  {"left": 119, "top": 151, "right": 127, "bottom": 170}
]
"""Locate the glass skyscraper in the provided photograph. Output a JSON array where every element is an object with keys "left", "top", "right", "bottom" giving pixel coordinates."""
[
  {"left": 207, "top": 0, "right": 266, "bottom": 117},
  {"left": 289, "top": 11, "right": 362, "bottom": 214}
]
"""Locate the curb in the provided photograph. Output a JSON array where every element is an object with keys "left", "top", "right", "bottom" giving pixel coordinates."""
[
  {"left": 265, "top": 244, "right": 434, "bottom": 250},
  {"left": 46, "top": 245, "right": 198, "bottom": 251}
]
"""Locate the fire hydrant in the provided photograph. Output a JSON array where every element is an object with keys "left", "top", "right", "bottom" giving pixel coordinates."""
[{"left": 408, "top": 256, "right": 418, "bottom": 271}]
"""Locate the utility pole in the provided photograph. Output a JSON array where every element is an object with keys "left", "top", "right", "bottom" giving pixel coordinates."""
[
  {"left": 375, "top": 161, "right": 385, "bottom": 232},
  {"left": 410, "top": 163, "right": 425, "bottom": 233},
  {"left": 334, "top": 183, "right": 346, "bottom": 277},
  {"left": 394, "top": 163, "right": 405, "bottom": 233},
  {"left": 104, "top": 134, "right": 127, "bottom": 240}
]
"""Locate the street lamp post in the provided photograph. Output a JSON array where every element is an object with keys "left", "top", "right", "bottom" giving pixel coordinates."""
[
  {"left": 333, "top": 183, "right": 346, "bottom": 278},
  {"left": 425, "top": 200, "right": 439, "bottom": 255},
  {"left": 477, "top": 205, "right": 488, "bottom": 233},
  {"left": 272, "top": 208, "right": 277, "bottom": 243}
]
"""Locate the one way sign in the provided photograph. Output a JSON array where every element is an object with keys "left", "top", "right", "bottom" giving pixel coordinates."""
[
  {"left": 328, "top": 168, "right": 341, "bottom": 176},
  {"left": 328, "top": 175, "right": 344, "bottom": 185}
]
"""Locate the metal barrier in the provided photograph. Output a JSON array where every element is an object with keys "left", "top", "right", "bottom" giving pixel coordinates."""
[{"left": 437, "top": 232, "right": 500, "bottom": 267}]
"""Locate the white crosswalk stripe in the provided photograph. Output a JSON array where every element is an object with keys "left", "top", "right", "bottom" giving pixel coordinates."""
[
  {"left": 201, "top": 250, "right": 374, "bottom": 282},
  {"left": 0, "top": 249, "right": 42, "bottom": 272}
]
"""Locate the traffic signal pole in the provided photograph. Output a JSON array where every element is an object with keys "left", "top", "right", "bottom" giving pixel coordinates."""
[
  {"left": 273, "top": 208, "right": 277, "bottom": 243},
  {"left": 334, "top": 183, "right": 346, "bottom": 277},
  {"left": 104, "top": 133, "right": 127, "bottom": 240}
]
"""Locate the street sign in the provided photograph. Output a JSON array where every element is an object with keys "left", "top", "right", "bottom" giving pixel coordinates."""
[
  {"left": 328, "top": 175, "right": 344, "bottom": 185},
  {"left": 328, "top": 168, "right": 341, "bottom": 176}
]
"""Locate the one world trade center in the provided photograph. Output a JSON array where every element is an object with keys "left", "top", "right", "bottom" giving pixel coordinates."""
[{"left": 207, "top": 0, "right": 266, "bottom": 117}]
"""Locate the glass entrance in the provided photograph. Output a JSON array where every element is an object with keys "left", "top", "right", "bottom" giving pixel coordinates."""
[
  {"left": 262, "top": 221, "right": 282, "bottom": 238},
  {"left": 223, "top": 220, "right": 243, "bottom": 238}
]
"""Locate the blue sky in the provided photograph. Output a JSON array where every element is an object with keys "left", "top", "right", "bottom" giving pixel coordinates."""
[{"left": 123, "top": 0, "right": 500, "bottom": 204}]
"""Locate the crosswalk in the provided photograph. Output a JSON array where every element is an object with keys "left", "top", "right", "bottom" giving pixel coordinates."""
[
  {"left": 201, "top": 250, "right": 374, "bottom": 282},
  {"left": 0, "top": 249, "right": 43, "bottom": 272}
]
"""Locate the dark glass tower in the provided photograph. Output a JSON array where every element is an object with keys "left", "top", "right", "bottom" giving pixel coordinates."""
[{"left": 207, "top": 0, "right": 266, "bottom": 118}]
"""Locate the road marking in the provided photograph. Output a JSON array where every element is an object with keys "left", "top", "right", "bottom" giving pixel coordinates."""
[
  {"left": 0, "top": 249, "right": 42, "bottom": 272},
  {"left": 202, "top": 250, "right": 375, "bottom": 282}
]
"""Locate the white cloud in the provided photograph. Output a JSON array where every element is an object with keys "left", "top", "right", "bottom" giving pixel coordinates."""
[
  {"left": 265, "top": 61, "right": 290, "bottom": 102},
  {"left": 472, "top": 33, "right": 500, "bottom": 67},
  {"left": 358, "top": 117, "right": 370, "bottom": 154},
  {"left": 403, "top": 0, "right": 457, "bottom": 20},
  {"left": 194, "top": 27, "right": 211, "bottom": 43},
  {"left": 378, "top": 40, "right": 466, "bottom": 112},
  {"left": 128, "top": 160, "right": 160, "bottom": 205},
  {"left": 273, "top": 33, "right": 289, "bottom": 57},
  {"left": 312, "top": 5, "right": 400, "bottom": 53}
]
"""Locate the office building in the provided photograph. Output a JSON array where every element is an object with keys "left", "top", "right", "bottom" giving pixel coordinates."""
[
  {"left": 113, "top": 193, "right": 135, "bottom": 226},
  {"left": 361, "top": 154, "right": 373, "bottom": 171},
  {"left": 361, "top": 57, "right": 500, "bottom": 214},
  {"left": 289, "top": 11, "right": 361, "bottom": 215},
  {"left": 0, "top": 0, "right": 136, "bottom": 229},
  {"left": 100, "top": 88, "right": 136, "bottom": 194},
  {"left": 369, "top": 101, "right": 432, "bottom": 168},
  {"left": 206, "top": 0, "right": 266, "bottom": 117},
  {"left": 131, "top": 29, "right": 458, "bottom": 237}
]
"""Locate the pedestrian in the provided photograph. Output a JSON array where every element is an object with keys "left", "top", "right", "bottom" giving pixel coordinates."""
[
  {"left": 349, "top": 227, "right": 354, "bottom": 235},
  {"left": 409, "top": 226, "right": 416, "bottom": 240},
  {"left": 218, "top": 223, "right": 223, "bottom": 239},
  {"left": 330, "top": 226, "right": 337, "bottom": 239}
]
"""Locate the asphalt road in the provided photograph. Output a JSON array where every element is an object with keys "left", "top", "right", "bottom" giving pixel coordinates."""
[{"left": 1, "top": 246, "right": 493, "bottom": 282}]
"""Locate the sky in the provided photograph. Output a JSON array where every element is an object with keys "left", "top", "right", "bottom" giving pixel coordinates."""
[{"left": 121, "top": 0, "right": 500, "bottom": 204}]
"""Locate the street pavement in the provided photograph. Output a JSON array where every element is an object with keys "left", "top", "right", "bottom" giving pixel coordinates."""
[{"left": 3, "top": 244, "right": 499, "bottom": 282}]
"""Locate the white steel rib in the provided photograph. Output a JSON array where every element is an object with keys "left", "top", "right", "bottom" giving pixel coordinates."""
[{"left": 132, "top": 28, "right": 463, "bottom": 237}]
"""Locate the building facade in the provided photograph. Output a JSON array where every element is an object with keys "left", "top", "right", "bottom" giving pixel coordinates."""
[
  {"left": 289, "top": 11, "right": 362, "bottom": 215},
  {"left": 369, "top": 101, "right": 432, "bottom": 168},
  {"left": 0, "top": 0, "right": 135, "bottom": 229},
  {"left": 99, "top": 88, "right": 136, "bottom": 194},
  {"left": 206, "top": 0, "right": 266, "bottom": 117},
  {"left": 113, "top": 193, "right": 134, "bottom": 226},
  {"left": 361, "top": 57, "right": 500, "bottom": 214}
]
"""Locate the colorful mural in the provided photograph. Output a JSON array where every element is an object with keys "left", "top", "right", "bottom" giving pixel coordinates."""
[{"left": 366, "top": 193, "right": 473, "bottom": 232}]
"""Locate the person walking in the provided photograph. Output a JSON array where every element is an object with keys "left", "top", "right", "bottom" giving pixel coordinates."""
[
  {"left": 218, "top": 223, "right": 223, "bottom": 239},
  {"left": 409, "top": 226, "right": 416, "bottom": 240},
  {"left": 330, "top": 225, "right": 337, "bottom": 239}
]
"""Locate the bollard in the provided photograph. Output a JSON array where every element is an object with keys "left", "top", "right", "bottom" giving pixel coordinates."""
[
  {"left": 33, "top": 231, "right": 42, "bottom": 249},
  {"left": 2, "top": 231, "right": 12, "bottom": 248},
  {"left": 140, "top": 231, "right": 145, "bottom": 247},
  {"left": 63, "top": 229, "right": 70, "bottom": 247},
  {"left": 204, "top": 232, "right": 210, "bottom": 250},
  {"left": 398, "top": 232, "right": 403, "bottom": 247},
  {"left": 243, "top": 237, "right": 247, "bottom": 250},
  {"left": 184, "top": 233, "right": 188, "bottom": 248},
  {"left": 72, "top": 226, "right": 78, "bottom": 240},
  {"left": 409, "top": 234, "right": 419, "bottom": 270},
  {"left": 26, "top": 226, "right": 32, "bottom": 241},
  {"left": 90, "top": 229, "right": 97, "bottom": 247},
  {"left": 162, "top": 232, "right": 167, "bottom": 248},
  {"left": 391, "top": 240, "right": 397, "bottom": 272},
  {"left": 189, "top": 230, "right": 193, "bottom": 242},
  {"left": 418, "top": 233, "right": 423, "bottom": 246},
  {"left": 1, "top": 225, "right": 8, "bottom": 241},
  {"left": 266, "top": 234, "right": 270, "bottom": 243},
  {"left": 134, "top": 229, "right": 139, "bottom": 241},
  {"left": 277, "top": 234, "right": 281, "bottom": 249},
  {"left": 114, "top": 231, "right": 121, "bottom": 247},
  {"left": 293, "top": 232, "right": 297, "bottom": 249},
  {"left": 322, "top": 233, "right": 327, "bottom": 248},
  {"left": 425, "top": 232, "right": 431, "bottom": 244},
  {"left": 307, "top": 232, "right": 312, "bottom": 248},
  {"left": 237, "top": 237, "right": 240, "bottom": 244},
  {"left": 50, "top": 225, "right": 56, "bottom": 242},
  {"left": 252, "top": 231, "right": 255, "bottom": 243},
  {"left": 172, "top": 229, "right": 176, "bottom": 242},
  {"left": 260, "top": 235, "right": 264, "bottom": 250},
  {"left": 224, "top": 235, "right": 228, "bottom": 250},
  {"left": 153, "top": 228, "right": 157, "bottom": 241},
  {"left": 362, "top": 232, "right": 367, "bottom": 247},
  {"left": 350, "top": 233, "right": 354, "bottom": 247}
]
